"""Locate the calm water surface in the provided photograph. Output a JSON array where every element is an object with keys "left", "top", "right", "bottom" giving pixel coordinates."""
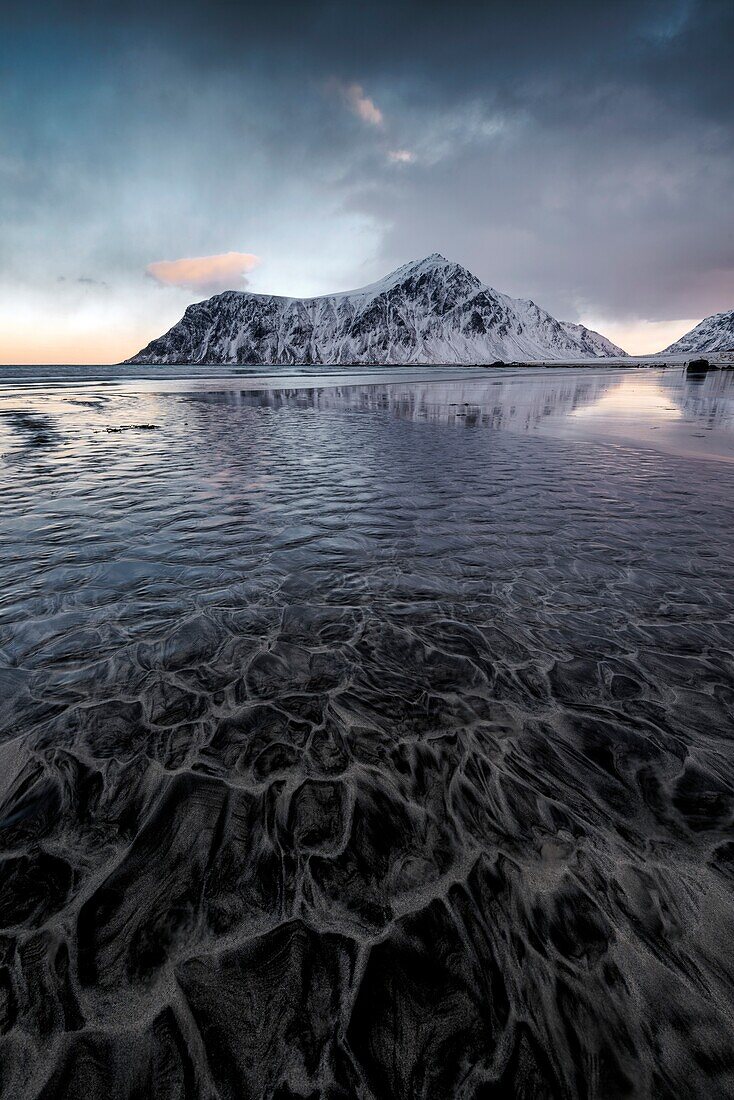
[{"left": 0, "top": 365, "right": 733, "bottom": 1098}]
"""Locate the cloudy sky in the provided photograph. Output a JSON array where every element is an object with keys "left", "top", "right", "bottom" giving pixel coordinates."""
[{"left": 1, "top": 0, "right": 732, "bottom": 362}]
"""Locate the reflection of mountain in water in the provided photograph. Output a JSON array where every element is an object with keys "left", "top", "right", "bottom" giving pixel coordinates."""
[
  {"left": 191, "top": 371, "right": 625, "bottom": 431},
  {"left": 665, "top": 366, "right": 734, "bottom": 430}
]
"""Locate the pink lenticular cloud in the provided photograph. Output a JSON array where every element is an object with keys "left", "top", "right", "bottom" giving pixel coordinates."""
[
  {"left": 146, "top": 252, "right": 260, "bottom": 292},
  {"left": 343, "top": 83, "right": 383, "bottom": 126}
]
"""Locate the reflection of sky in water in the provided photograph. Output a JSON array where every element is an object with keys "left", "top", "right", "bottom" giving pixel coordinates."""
[
  {"left": 572, "top": 376, "right": 682, "bottom": 420},
  {"left": 0, "top": 366, "right": 732, "bottom": 467},
  {"left": 0, "top": 391, "right": 167, "bottom": 468}
]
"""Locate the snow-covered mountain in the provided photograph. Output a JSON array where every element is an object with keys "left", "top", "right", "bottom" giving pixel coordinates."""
[
  {"left": 126, "top": 254, "right": 627, "bottom": 365},
  {"left": 660, "top": 310, "right": 734, "bottom": 356}
]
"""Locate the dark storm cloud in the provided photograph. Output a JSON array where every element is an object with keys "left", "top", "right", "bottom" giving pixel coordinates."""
[
  {"left": 33, "top": 0, "right": 731, "bottom": 117},
  {"left": 1, "top": 0, "right": 733, "bottom": 344}
]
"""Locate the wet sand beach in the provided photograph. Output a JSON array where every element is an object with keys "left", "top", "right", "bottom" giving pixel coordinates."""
[{"left": 0, "top": 365, "right": 733, "bottom": 1098}]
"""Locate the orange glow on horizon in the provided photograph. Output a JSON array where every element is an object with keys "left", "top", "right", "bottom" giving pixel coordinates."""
[
  {"left": 579, "top": 316, "right": 702, "bottom": 357},
  {"left": 0, "top": 327, "right": 156, "bottom": 366}
]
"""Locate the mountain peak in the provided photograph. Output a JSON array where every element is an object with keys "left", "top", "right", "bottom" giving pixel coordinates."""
[
  {"left": 403, "top": 252, "right": 457, "bottom": 273},
  {"left": 368, "top": 253, "right": 479, "bottom": 297}
]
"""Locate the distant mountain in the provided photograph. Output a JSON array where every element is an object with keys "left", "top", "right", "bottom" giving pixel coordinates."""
[
  {"left": 126, "top": 254, "right": 627, "bottom": 365},
  {"left": 660, "top": 310, "right": 734, "bottom": 356}
]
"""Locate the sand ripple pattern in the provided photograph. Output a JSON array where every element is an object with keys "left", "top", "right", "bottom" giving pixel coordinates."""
[{"left": 0, "top": 379, "right": 733, "bottom": 1098}]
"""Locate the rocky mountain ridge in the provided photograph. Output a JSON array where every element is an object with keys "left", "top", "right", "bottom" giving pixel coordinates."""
[
  {"left": 661, "top": 310, "right": 734, "bottom": 356},
  {"left": 126, "top": 254, "right": 628, "bottom": 365}
]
